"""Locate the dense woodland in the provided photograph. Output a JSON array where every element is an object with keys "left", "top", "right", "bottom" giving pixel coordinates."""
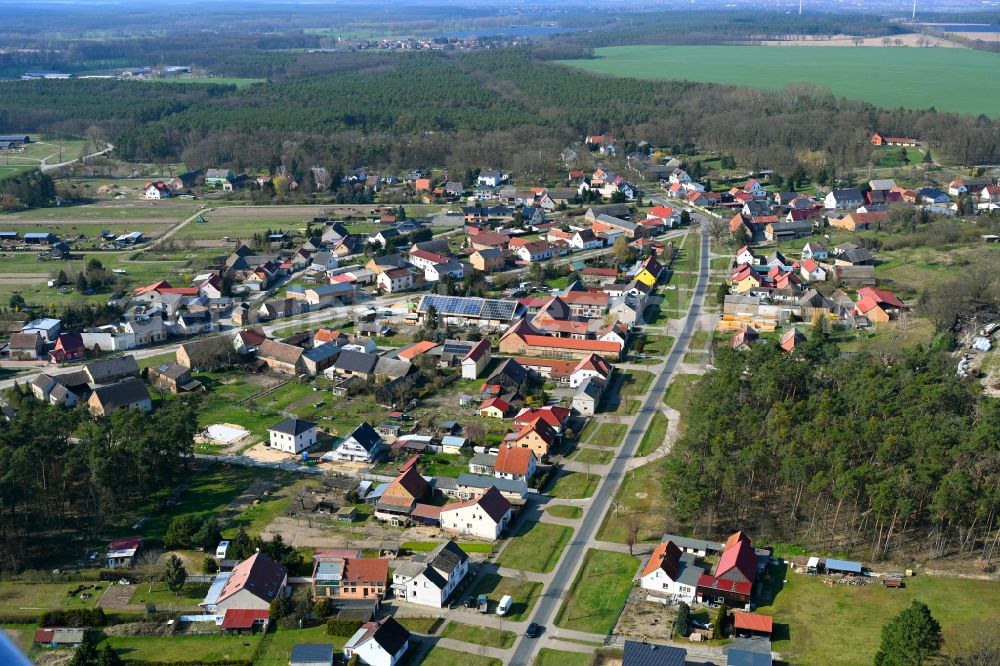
[
  {"left": 662, "top": 331, "right": 1000, "bottom": 566},
  {"left": 0, "top": 391, "right": 198, "bottom": 572},
  {"left": 2, "top": 49, "right": 998, "bottom": 181}
]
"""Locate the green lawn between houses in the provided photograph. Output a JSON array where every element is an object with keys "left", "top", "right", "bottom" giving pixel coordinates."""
[
  {"left": 419, "top": 646, "right": 501, "bottom": 666},
  {"left": 533, "top": 649, "right": 593, "bottom": 666},
  {"left": 589, "top": 423, "right": 627, "bottom": 449},
  {"left": 636, "top": 411, "right": 668, "bottom": 457},
  {"left": 547, "top": 472, "right": 599, "bottom": 500},
  {"left": 554, "top": 548, "right": 640, "bottom": 635},
  {"left": 557, "top": 45, "right": 1000, "bottom": 117},
  {"left": 545, "top": 505, "right": 584, "bottom": 520},
  {"left": 98, "top": 633, "right": 258, "bottom": 663},
  {"left": 760, "top": 568, "right": 1000, "bottom": 665},
  {"left": 441, "top": 621, "right": 517, "bottom": 649},
  {"left": 465, "top": 572, "right": 543, "bottom": 622},
  {"left": 497, "top": 520, "right": 573, "bottom": 574}
]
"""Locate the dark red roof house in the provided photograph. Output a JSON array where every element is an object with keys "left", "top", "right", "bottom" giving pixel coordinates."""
[
  {"left": 696, "top": 531, "right": 758, "bottom": 608},
  {"left": 50, "top": 332, "right": 85, "bottom": 363}
]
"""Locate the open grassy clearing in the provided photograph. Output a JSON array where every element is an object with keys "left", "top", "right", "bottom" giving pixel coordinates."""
[
  {"left": 683, "top": 351, "right": 707, "bottom": 365},
  {"left": 597, "top": 458, "right": 670, "bottom": 544},
  {"left": 128, "top": 582, "right": 210, "bottom": 607},
  {"left": 558, "top": 45, "right": 1000, "bottom": 116},
  {"left": 546, "top": 505, "right": 584, "bottom": 520},
  {"left": 572, "top": 447, "right": 614, "bottom": 466},
  {"left": 589, "top": 423, "right": 627, "bottom": 449},
  {"left": 636, "top": 334, "right": 674, "bottom": 357},
  {"left": 497, "top": 520, "right": 573, "bottom": 574},
  {"left": 548, "top": 472, "right": 599, "bottom": 500},
  {"left": 762, "top": 569, "right": 1000, "bottom": 665},
  {"left": 99, "top": 633, "right": 257, "bottom": 663},
  {"left": 420, "top": 647, "right": 501, "bottom": 666},
  {"left": 663, "top": 373, "right": 700, "bottom": 414},
  {"left": 441, "top": 621, "right": 517, "bottom": 649},
  {"left": 533, "top": 649, "right": 593, "bottom": 666},
  {"left": 636, "top": 411, "right": 669, "bottom": 457},
  {"left": 554, "top": 549, "right": 639, "bottom": 635},
  {"left": 255, "top": 625, "right": 345, "bottom": 666},
  {"left": 466, "top": 572, "right": 543, "bottom": 622},
  {"left": 620, "top": 369, "right": 654, "bottom": 396},
  {"left": 0, "top": 581, "right": 101, "bottom": 614}
]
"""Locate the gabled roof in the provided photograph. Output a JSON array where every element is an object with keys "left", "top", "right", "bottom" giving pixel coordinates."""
[
  {"left": 494, "top": 444, "right": 535, "bottom": 476},
  {"left": 733, "top": 612, "right": 773, "bottom": 633},
  {"left": 91, "top": 378, "right": 150, "bottom": 410},
  {"left": 513, "top": 406, "right": 570, "bottom": 430},
  {"left": 441, "top": 485, "right": 511, "bottom": 524},
  {"left": 622, "top": 640, "right": 687, "bottom": 666},
  {"left": 345, "top": 616, "right": 410, "bottom": 657},
  {"left": 463, "top": 338, "right": 490, "bottom": 363},
  {"left": 335, "top": 349, "right": 378, "bottom": 374},
  {"left": 642, "top": 540, "right": 682, "bottom": 579},
  {"left": 344, "top": 422, "right": 383, "bottom": 451},
  {"left": 217, "top": 552, "right": 287, "bottom": 605},
  {"left": 398, "top": 340, "right": 439, "bottom": 360},
  {"left": 715, "top": 531, "right": 757, "bottom": 583},
  {"left": 258, "top": 339, "right": 304, "bottom": 365},
  {"left": 384, "top": 466, "right": 429, "bottom": 503},
  {"left": 856, "top": 287, "right": 904, "bottom": 308}
]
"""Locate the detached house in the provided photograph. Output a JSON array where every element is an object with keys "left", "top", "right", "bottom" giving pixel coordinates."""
[
  {"left": 328, "top": 422, "right": 385, "bottom": 463},
  {"left": 8, "top": 332, "right": 44, "bottom": 360},
  {"left": 88, "top": 378, "right": 152, "bottom": 417},
  {"left": 824, "top": 188, "right": 863, "bottom": 210},
  {"left": 439, "top": 486, "right": 512, "bottom": 541},
  {"left": 696, "top": 531, "right": 758, "bottom": 609},
  {"left": 268, "top": 417, "right": 318, "bottom": 454},
  {"left": 854, "top": 287, "right": 906, "bottom": 323},
  {"left": 391, "top": 540, "right": 469, "bottom": 608},
  {"left": 205, "top": 552, "right": 287, "bottom": 615},
  {"left": 640, "top": 540, "right": 704, "bottom": 604}
]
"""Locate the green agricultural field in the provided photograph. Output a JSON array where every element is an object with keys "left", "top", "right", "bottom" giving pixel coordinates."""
[
  {"left": 99, "top": 633, "right": 258, "bottom": 663},
  {"left": 558, "top": 46, "right": 1000, "bottom": 117},
  {"left": 554, "top": 549, "right": 640, "bottom": 635},
  {"left": 762, "top": 568, "right": 1000, "bottom": 665}
]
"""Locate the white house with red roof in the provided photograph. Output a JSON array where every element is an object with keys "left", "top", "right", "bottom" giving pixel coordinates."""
[
  {"left": 799, "top": 258, "right": 827, "bottom": 282},
  {"left": 512, "top": 406, "right": 571, "bottom": 434},
  {"left": 646, "top": 205, "right": 681, "bottom": 228},
  {"left": 640, "top": 540, "right": 705, "bottom": 603},
  {"left": 461, "top": 338, "right": 491, "bottom": 379},
  {"left": 144, "top": 181, "right": 171, "bottom": 199},
  {"left": 205, "top": 552, "right": 288, "bottom": 614},
  {"left": 439, "top": 486, "right": 512, "bottom": 540},
  {"left": 106, "top": 536, "right": 143, "bottom": 568},
  {"left": 570, "top": 353, "right": 612, "bottom": 387}
]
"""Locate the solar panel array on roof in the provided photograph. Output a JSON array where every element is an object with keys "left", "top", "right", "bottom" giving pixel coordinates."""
[
  {"left": 442, "top": 341, "right": 473, "bottom": 356},
  {"left": 418, "top": 295, "right": 517, "bottom": 321}
]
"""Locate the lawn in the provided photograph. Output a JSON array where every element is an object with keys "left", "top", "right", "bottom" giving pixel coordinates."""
[
  {"left": 557, "top": 45, "right": 1000, "bottom": 117},
  {"left": 113, "top": 463, "right": 293, "bottom": 544},
  {"left": 401, "top": 541, "right": 494, "bottom": 554},
  {"left": 255, "top": 625, "right": 345, "bottom": 666},
  {"left": 636, "top": 334, "right": 674, "bottom": 358},
  {"left": 597, "top": 459, "right": 670, "bottom": 544},
  {"left": 572, "top": 448, "right": 614, "bottom": 466},
  {"left": 395, "top": 617, "right": 443, "bottom": 634},
  {"left": 872, "top": 145, "right": 924, "bottom": 168},
  {"left": 554, "top": 549, "right": 639, "bottom": 635},
  {"left": 683, "top": 351, "right": 706, "bottom": 365},
  {"left": 420, "top": 646, "right": 501, "bottom": 666},
  {"left": 548, "top": 472, "right": 599, "bottom": 500},
  {"left": 546, "top": 505, "right": 584, "bottom": 520},
  {"left": 589, "top": 423, "right": 627, "bottom": 449},
  {"left": 100, "top": 633, "right": 258, "bottom": 663},
  {"left": 689, "top": 331, "right": 711, "bottom": 350},
  {"left": 0, "top": 581, "right": 101, "bottom": 615},
  {"left": 620, "top": 369, "right": 654, "bottom": 396},
  {"left": 636, "top": 411, "right": 669, "bottom": 457},
  {"left": 663, "top": 373, "right": 700, "bottom": 414},
  {"left": 466, "top": 572, "right": 543, "bottom": 622},
  {"left": 497, "top": 520, "right": 573, "bottom": 574},
  {"left": 762, "top": 570, "right": 1000, "bottom": 665},
  {"left": 128, "top": 582, "right": 210, "bottom": 608},
  {"left": 441, "top": 621, "right": 516, "bottom": 648},
  {"left": 534, "top": 649, "right": 594, "bottom": 666}
]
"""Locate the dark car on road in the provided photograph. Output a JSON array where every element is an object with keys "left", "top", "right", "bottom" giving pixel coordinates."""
[{"left": 526, "top": 623, "right": 541, "bottom": 638}]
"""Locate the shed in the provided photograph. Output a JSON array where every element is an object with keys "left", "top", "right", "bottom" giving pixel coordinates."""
[
  {"left": 733, "top": 612, "right": 773, "bottom": 638},
  {"left": 824, "top": 558, "right": 863, "bottom": 575},
  {"left": 726, "top": 638, "right": 773, "bottom": 666}
]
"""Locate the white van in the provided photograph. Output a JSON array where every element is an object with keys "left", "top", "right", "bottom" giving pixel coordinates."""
[
  {"left": 215, "top": 540, "right": 230, "bottom": 559},
  {"left": 496, "top": 595, "right": 512, "bottom": 616}
]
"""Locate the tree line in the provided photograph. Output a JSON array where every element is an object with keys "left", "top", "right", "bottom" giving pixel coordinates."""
[
  {"left": 0, "top": 391, "right": 198, "bottom": 572},
  {"left": 661, "top": 331, "right": 1000, "bottom": 565}
]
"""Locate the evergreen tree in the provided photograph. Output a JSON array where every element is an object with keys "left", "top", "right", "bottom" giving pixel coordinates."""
[
  {"left": 229, "top": 526, "right": 253, "bottom": 560},
  {"left": 874, "top": 601, "right": 941, "bottom": 666},
  {"left": 98, "top": 646, "right": 123, "bottom": 666},
  {"left": 675, "top": 602, "right": 691, "bottom": 637},
  {"left": 164, "top": 554, "right": 187, "bottom": 593},
  {"left": 69, "top": 631, "right": 97, "bottom": 666},
  {"left": 922, "top": 149, "right": 933, "bottom": 164},
  {"left": 75, "top": 272, "right": 88, "bottom": 293}
]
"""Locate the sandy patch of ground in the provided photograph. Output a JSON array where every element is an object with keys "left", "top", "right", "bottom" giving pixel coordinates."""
[
  {"left": 754, "top": 33, "right": 962, "bottom": 48},
  {"left": 243, "top": 442, "right": 295, "bottom": 463},
  {"left": 317, "top": 459, "right": 369, "bottom": 475},
  {"left": 262, "top": 514, "right": 437, "bottom": 551}
]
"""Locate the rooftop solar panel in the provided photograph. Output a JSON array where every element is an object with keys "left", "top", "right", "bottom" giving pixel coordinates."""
[{"left": 418, "top": 295, "right": 517, "bottom": 320}]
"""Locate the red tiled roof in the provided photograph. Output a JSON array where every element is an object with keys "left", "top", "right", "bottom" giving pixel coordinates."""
[
  {"left": 581, "top": 267, "right": 617, "bottom": 277},
  {"left": 715, "top": 531, "right": 757, "bottom": 584},
  {"left": 464, "top": 338, "right": 490, "bottom": 363},
  {"left": 342, "top": 557, "right": 389, "bottom": 585},
  {"left": 494, "top": 444, "right": 535, "bottom": 475},
  {"left": 109, "top": 536, "right": 142, "bottom": 551},
  {"left": 642, "top": 540, "right": 682, "bottom": 578},
  {"left": 217, "top": 552, "right": 287, "bottom": 605},
  {"left": 857, "top": 287, "right": 904, "bottom": 308},
  {"left": 221, "top": 609, "right": 269, "bottom": 629},
  {"left": 513, "top": 406, "right": 570, "bottom": 430},
  {"left": 517, "top": 333, "right": 622, "bottom": 353},
  {"left": 697, "top": 574, "right": 753, "bottom": 596},
  {"left": 480, "top": 397, "right": 510, "bottom": 413},
  {"left": 399, "top": 340, "right": 439, "bottom": 360},
  {"left": 733, "top": 612, "right": 773, "bottom": 633}
]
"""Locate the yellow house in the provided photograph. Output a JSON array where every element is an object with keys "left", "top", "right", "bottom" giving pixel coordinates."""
[
  {"left": 634, "top": 257, "right": 662, "bottom": 287},
  {"left": 731, "top": 271, "right": 762, "bottom": 294},
  {"left": 479, "top": 398, "right": 509, "bottom": 419}
]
